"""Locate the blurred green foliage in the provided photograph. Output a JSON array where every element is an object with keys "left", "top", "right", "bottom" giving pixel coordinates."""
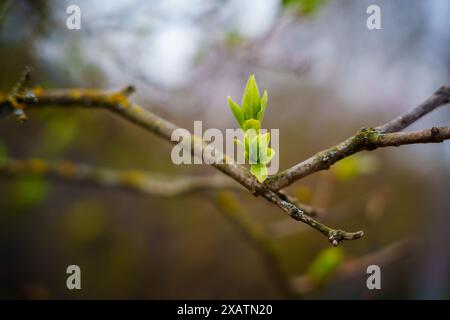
[
  {"left": 10, "top": 176, "right": 49, "bottom": 209},
  {"left": 228, "top": 75, "right": 274, "bottom": 182},
  {"left": 307, "top": 247, "right": 344, "bottom": 283},
  {"left": 331, "top": 154, "right": 379, "bottom": 182}
]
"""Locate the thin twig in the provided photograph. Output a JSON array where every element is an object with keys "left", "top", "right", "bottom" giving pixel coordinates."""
[
  {"left": 267, "top": 86, "right": 450, "bottom": 190},
  {"left": 267, "top": 125, "right": 450, "bottom": 190},
  {"left": 376, "top": 86, "right": 450, "bottom": 133},
  {"left": 3, "top": 71, "right": 448, "bottom": 244}
]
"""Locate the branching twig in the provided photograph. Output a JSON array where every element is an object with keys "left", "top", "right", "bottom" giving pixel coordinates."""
[
  {"left": 267, "top": 87, "right": 450, "bottom": 190},
  {"left": 376, "top": 86, "right": 450, "bottom": 133},
  {"left": 3, "top": 71, "right": 448, "bottom": 245},
  {"left": 0, "top": 71, "right": 356, "bottom": 245}
]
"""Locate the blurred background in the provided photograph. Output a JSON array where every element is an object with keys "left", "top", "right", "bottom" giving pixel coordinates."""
[{"left": 0, "top": 0, "right": 449, "bottom": 299}]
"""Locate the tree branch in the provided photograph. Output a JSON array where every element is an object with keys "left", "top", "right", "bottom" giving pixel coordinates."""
[
  {"left": 267, "top": 87, "right": 450, "bottom": 190},
  {"left": 376, "top": 86, "right": 450, "bottom": 133},
  {"left": 0, "top": 66, "right": 37, "bottom": 121},
  {"left": 375, "top": 126, "right": 450, "bottom": 146},
  {"left": 0, "top": 71, "right": 358, "bottom": 245}
]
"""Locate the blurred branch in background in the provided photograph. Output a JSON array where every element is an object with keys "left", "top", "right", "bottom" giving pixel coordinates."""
[
  {"left": 0, "top": 158, "right": 241, "bottom": 197},
  {"left": 198, "top": 9, "right": 310, "bottom": 80},
  {"left": 0, "top": 155, "right": 415, "bottom": 298},
  {"left": 267, "top": 86, "right": 450, "bottom": 190},
  {"left": 215, "top": 192, "right": 417, "bottom": 298}
]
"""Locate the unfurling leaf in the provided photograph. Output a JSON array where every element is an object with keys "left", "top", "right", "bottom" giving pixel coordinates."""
[
  {"left": 248, "top": 135, "right": 259, "bottom": 164},
  {"left": 257, "top": 90, "right": 268, "bottom": 122},
  {"left": 228, "top": 96, "right": 244, "bottom": 128},
  {"left": 243, "top": 119, "right": 261, "bottom": 133},
  {"left": 241, "top": 74, "right": 261, "bottom": 119},
  {"left": 259, "top": 132, "right": 270, "bottom": 148},
  {"left": 227, "top": 75, "right": 273, "bottom": 182},
  {"left": 228, "top": 74, "right": 268, "bottom": 124},
  {"left": 257, "top": 133, "right": 270, "bottom": 164},
  {"left": 260, "top": 147, "right": 275, "bottom": 165},
  {"left": 250, "top": 163, "right": 268, "bottom": 183},
  {"left": 234, "top": 138, "right": 247, "bottom": 160}
]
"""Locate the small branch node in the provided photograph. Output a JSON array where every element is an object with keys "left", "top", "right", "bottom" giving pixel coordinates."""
[
  {"left": 120, "top": 85, "right": 136, "bottom": 97},
  {"left": 430, "top": 126, "right": 440, "bottom": 136},
  {"left": 328, "top": 229, "right": 364, "bottom": 246}
]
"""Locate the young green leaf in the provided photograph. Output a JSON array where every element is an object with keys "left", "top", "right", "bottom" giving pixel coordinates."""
[
  {"left": 258, "top": 133, "right": 273, "bottom": 164},
  {"left": 227, "top": 75, "right": 273, "bottom": 182},
  {"left": 250, "top": 163, "right": 268, "bottom": 183},
  {"left": 262, "top": 147, "right": 275, "bottom": 165},
  {"left": 228, "top": 96, "right": 244, "bottom": 128},
  {"left": 257, "top": 90, "right": 268, "bottom": 122},
  {"left": 244, "top": 135, "right": 250, "bottom": 160},
  {"left": 248, "top": 135, "right": 259, "bottom": 164},
  {"left": 241, "top": 74, "right": 261, "bottom": 119},
  {"left": 259, "top": 132, "right": 270, "bottom": 146},
  {"left": 243, "top": 119, "right": 261, "bottom": 133}
]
